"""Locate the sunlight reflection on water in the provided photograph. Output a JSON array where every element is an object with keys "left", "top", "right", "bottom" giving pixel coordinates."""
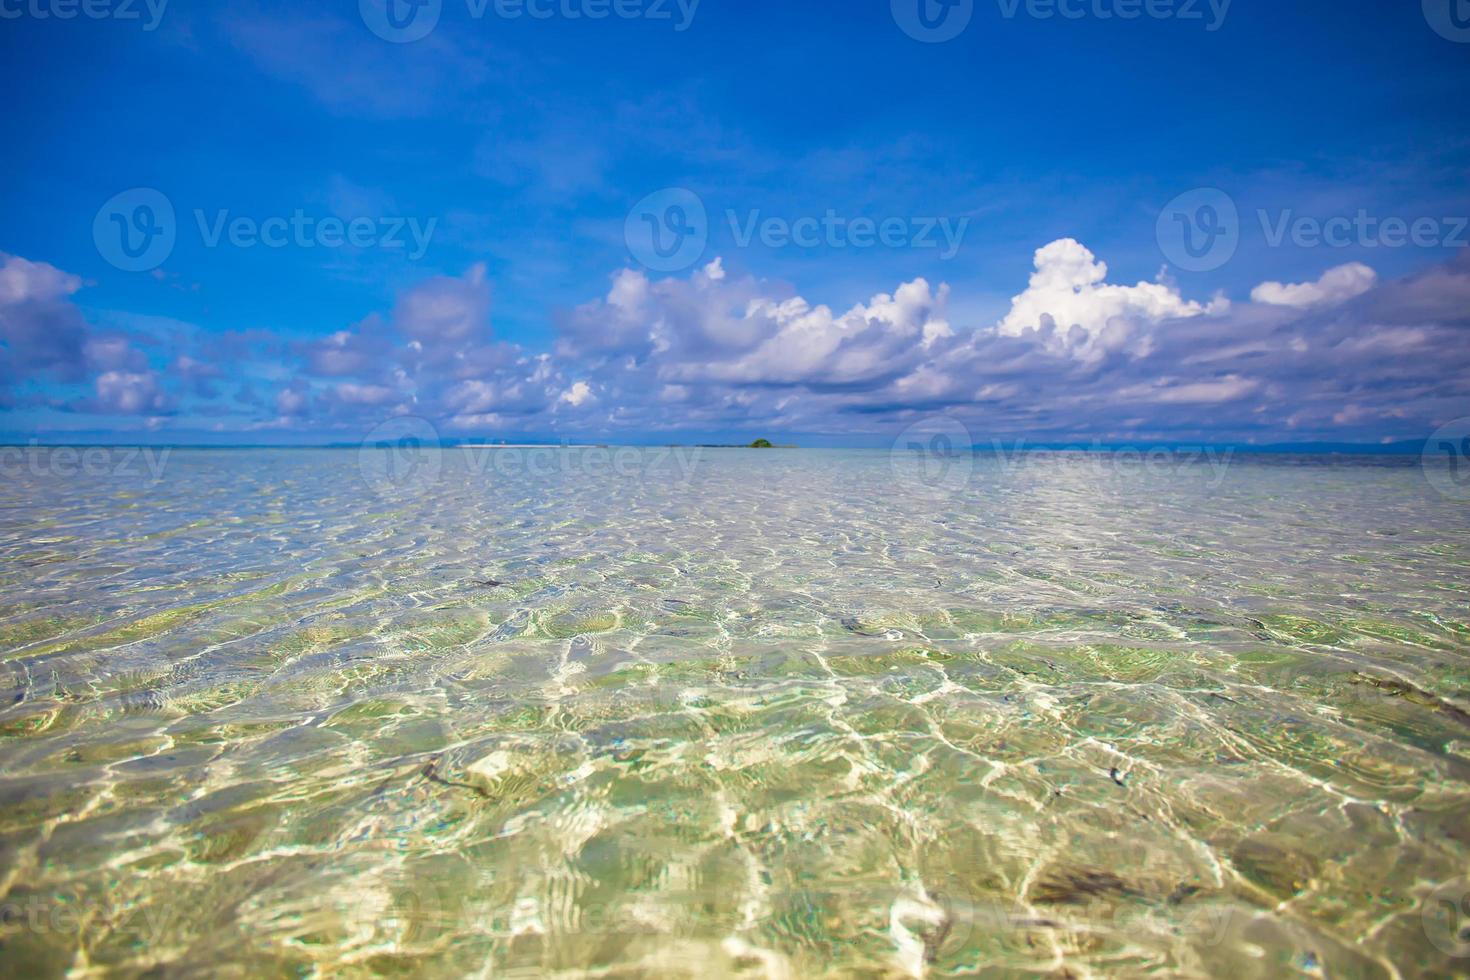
[{"left": 1, "top": 448, "right": 1467, "bottom": 977}]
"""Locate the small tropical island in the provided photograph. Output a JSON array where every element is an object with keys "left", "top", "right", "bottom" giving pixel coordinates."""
[{"left": 684, "top": 438, "right": 795, "bottom": 448}]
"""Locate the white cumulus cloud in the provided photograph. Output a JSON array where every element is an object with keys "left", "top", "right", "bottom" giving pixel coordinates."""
[
  {"left": 559, "top": 380, "right": 595, "bottom": 407},
  {"left": 996, "top": 238, "right": 1219, "bottom": 357},
  {"left": 1250, "top": 262, "right": 1377, "bottom": 308}
]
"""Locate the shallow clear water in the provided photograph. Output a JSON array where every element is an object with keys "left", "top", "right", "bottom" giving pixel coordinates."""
[{"left": 2, "top": 447, "right": 1469, "bottom": 978}]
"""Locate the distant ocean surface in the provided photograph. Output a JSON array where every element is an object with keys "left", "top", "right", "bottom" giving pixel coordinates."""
[{"left": 2, "top": 447, "right": 1468, "bottom": 977}]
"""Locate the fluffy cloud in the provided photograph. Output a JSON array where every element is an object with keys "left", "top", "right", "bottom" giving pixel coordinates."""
[
  {"left": 284, "top": 264, "right": 543, "bottom": 427},
  {"left": 92, "top": 371, "right": 171, "bottom": 415},
  {"left": 996, "top": 239, "right": 1223, "bottom": 358},
  {"left": 1115, "top": 375, "right": 1261, "bottom": 405},
  {"left": 536, "top": 243, "right": 1466, "bottom": 442},
  {"left": 0, "top": 254, "right": 80, "bottom": 305},
  {"left": 0, "top": 253, "right": 91, "bottom": 382},
  {"left": 394, "top": 263, "right": 491, "bottom": 348},
  {"left": 331, "top": 383, "right": 399, "bottom": 406},
  {"left": 1251, "top": 262, "right": 1378, "bottom": 308},
  {"left": 305, "top": 324, "right": 392, "bottom": 378},
  {"left": 275, "top": 382, "right": 311, "bottom": 417},
  {"left": 6, "top": 243, "right": 1469, "bottom": 444},
  {"left": 1, "top": 254, "right": 182, "bottom": 416},
  {"left": 559, "top": 381, "right": 595, "bottom": 407},
  {"left": 562, "top": 264, "right": 951, "bottom": 394}
]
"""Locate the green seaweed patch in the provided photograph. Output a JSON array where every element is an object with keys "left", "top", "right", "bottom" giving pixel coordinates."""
[
  {"left": 0, "top": 703, "right": 63, "bottom": 737},
  {"left": 824, "top": 647, "right": 953, "bottom": 676},
  {"left": 1076, "top": 644, "right": 1180, "bottom": 682},
  {"left": 644, "top": 657, "right": 749, "bottom": 686},
  {"left": 533, "top": 610, "right": 621, "bottom": 638},
  {"left": 0, "top": 612, "right": 105, "bottom": 653},
  {"left": 58, "top": 734, "right": 172, "bottom": 766},
  {"left": 1230, "top": 837, "right": 1317, "bottom": 900},
  {"left": 1343, "top": 618, "right": 1456, "bottom": 651},
  {"left": 328, "top": 697, "right": 421, "bottom": 724},
  {"left": 166, "top": 679, "right": 262, "bottom": 716},
  {"left": 12, "top": 551, "right": 75, "bottom": 566},
  {"left": 986, "top": 644, "right": 1074, "bottom": 684},
  {"left": 1415, "top": 612, "right": 1469, "bottom": 639},
  {"left": 946, "top": 610, "right": 1045, "bottom": 635},
  {"left": 1252, "top": 615, "right": 1350, "bottom": 647},
  {"left": 168, "top": 718, "right": 300, "bottom": 746},
  {"left": 397, "top": 611, "right": 495, "bottom": 650},
  {"left": 0, "top": 779, "right": 98, "bottom": 830},
  {"left": 948, "top": 607, "right": 1154, "bottom": 637},
  {"left": 1242, "top": 583, "right": 1295, "bottom": 597},
  {"left": 841, "top": 698, "right": 938, "bottom": 740},
  {"left": 837, "top": 613, "right": 910, "bottom": 636},
  {"left": 264, "top": 624, "right": 360, "bottom": 668},
  {"left": 183, "top": 806, "right": 278, "bottom": 864},
  {"left": 875, "top": 666, "right": 949, "bottom": 699},
  {"left": 17, "top": 576, "right": 314, "bottom": 660}
]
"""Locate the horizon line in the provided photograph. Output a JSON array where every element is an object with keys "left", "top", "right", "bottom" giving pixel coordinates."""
[{"left": 0, "top": 439, "right": 1441, "bottom": 456}]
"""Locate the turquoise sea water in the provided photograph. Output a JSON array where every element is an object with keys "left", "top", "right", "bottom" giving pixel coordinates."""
[{"left": 2, "top": 447, "right": 1468, "bottom": 977}]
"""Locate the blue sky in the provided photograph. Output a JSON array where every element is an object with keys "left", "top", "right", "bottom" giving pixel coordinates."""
[{"left": 1, "top": 0, "right": 1468, "bottom": 445}]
